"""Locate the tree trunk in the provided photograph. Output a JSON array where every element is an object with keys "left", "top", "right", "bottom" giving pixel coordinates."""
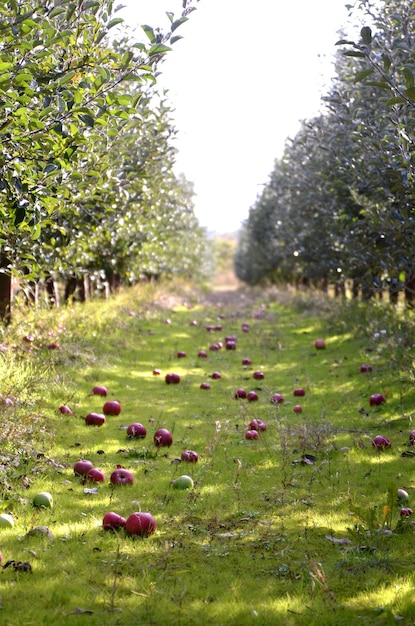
[{"left": 0, "top": 258, "right": 12, "bottom": 324}]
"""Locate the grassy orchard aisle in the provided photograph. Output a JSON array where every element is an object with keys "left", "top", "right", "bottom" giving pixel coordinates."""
[{"left": 1, "top": 284, "right": 415, "bottom": 625}]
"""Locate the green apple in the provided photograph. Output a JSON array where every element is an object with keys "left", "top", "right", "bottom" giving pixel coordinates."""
[
  {"left": 33, "top": 492, "right": 53, "bottom": 509},
  {"left": 0, "top": 513, "right": 14, "bottom": 528},
  {"left": 172, "top": 475, "right": 194, "bottom": 490}
]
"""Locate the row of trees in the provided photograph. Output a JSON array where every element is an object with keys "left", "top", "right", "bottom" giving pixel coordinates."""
[
  {"left": 235, "top": 0, "right": 415, "bottom": 304},
  {"left": 0, "top": 0, "right": 210, "bottom": 321}
]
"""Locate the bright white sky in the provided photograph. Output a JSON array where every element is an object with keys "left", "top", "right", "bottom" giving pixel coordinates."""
[{"left": 119, "top": 1, "right": 363, "bottom": 233}]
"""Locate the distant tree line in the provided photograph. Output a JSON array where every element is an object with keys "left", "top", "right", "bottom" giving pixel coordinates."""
[{"left": 234, "top": 0, "right": 415, "bottom": 305}]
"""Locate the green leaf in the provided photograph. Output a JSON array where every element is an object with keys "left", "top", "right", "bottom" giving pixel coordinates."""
[
  {"left": 170, "top": 35, "right": 183, "bottom": 45},
  {"left": 344, "top": 51, "right": 366, "bottom": 58},
  {"left": 141, "top": 24, "right": 155, "bottom": 43},
  {"left": 14, "top": 205, "right": 25, "bottom": 226},
  {"left": 171, "top": 16, "right": 188, "bottom": 32},
  {"left": 404, "top": 87, "right": 415, "bottom": 101},
  {"left": 78, "top": 114, "right": 95, "bottom": 127},
  {"left": 31, "top": 222, "right": 41, "bottom": 240},
  {"left": 360, "top": 26, "right": 372, "bottom": 45},
  {"left": 149, "top": 44, "right": 171, "bottom": 55},
  {"left": 107, "top": 17, "right": 124, "bottom": 29},
  {"left": 353, "top": 69, "right": 374, "bottom": 83}
]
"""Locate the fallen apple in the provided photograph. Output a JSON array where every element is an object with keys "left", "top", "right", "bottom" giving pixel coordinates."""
[
  {"left": 48, "top": 342, "right": 60, "bottom": 350},
  {"left": 397, "top": 488, "right": 409, "bottom": 502},
  {"left": 242, "top": 358, "right": 252, "bottom": 366},
  {"left": 125, "top": 512, "right": 156, "bottom": 537},
  {"left": 409, "top": 430, "right": 415, "bottom": 444},
  {"left": 126, "top": 423, "right": 147, "bottom": 439},
  {"left": 85, "top": 412, "right": 106, "bottom": 426},
  {"left": 253, "top": 371, "right": 264, "bottom": 380},
  {"left": 360, "top": 364, "right": 373, "bottom": 373},
  {"left": 245, "top": 429, "right": 259, "bottom": 440},
  {"left": 293, "top": 404, "right": 303, "bottom": 413},
  {"left": 235, "top": 388, "right": 247, "bottom": 399},
  {"left": 152, "top": 369, "right": 162, "bottom": 376},
  {"left": 200, "top": 382, "right": 211, "bottom": 390},
  {"left": 247, "top": 391, "right": 259, "bottom": 402},
  {"left": 181, "top": 450, "right": 198, "bottom": 463},
  {"left": 59, "top": 405, "right": 73, "bottom": 415},
  {"left": 0, "top": 513, "right": 14, "bottom": 528},
  {"left": 314, "top": 339, "right": 326, "bottom": 349},
  {"left": 165, "top": 373, "right": 181, "bottom": 384},
  {"left": 92, "top": 385, "right": 108, "bottom": 397},
  {"left": 73, "top": 459, "right": 94, "bottom": 476},
  {"left": 172, "top": 475, "right": 194, "bottom": 490},
  {"left": 211, "top": 371, "right": 222, "bottom": 379},
  {"left": 177, "top": 351, "right": 187, "bottom": 358},
  {"left": 154, "top": 428, "right": 173, "bottom": 447},
  {"left": 241, "top": 323, "right": 250, "bottom": 332},
  {"left": 103, "top": 400, "right": 121, "bottom": 416},
  {"left": 102, "top": 511, "right": 127, "bottom": 531},
  {"left": 249, "top": 419, "right": 266, "bottom": 431},
  {"left": 209, "top": 343, "right": 221, "bottom": 351},
  {"left": 110, "top": 468, "right": 134, "bottom": 486},
  {"left": 270, "top": 393, "right": 284, "bottom": 404},
  {"left": 400, "top": 507, "right": 413, "bottom": 517},
  {"left": 197, "top": 350, "right": 208, "bottom": 358},
  {"left": 371, "top": 435, "right": 391, "bottom": 449},
  {"left": 369, "top": 393, "right": 386, "bottom": 406},
  {"left": 86, "top": 468, "right": 106, "bottom": 483},
  {"left": 225, "top": 340, "right": 236, "bottom": 350},
  {"left": 33, "top": 491, "right": 53, "bottom": 508},
  {"left": 293, "top": 388, "right": 305, "bottom": 397}
]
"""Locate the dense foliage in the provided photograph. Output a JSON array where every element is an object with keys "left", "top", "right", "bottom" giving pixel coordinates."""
[
  {"left": 235, "top": 0, "right": 415, "bottom": 304},
  {"left": 0, "top": 0, "right": 209, "bottom": 319}
]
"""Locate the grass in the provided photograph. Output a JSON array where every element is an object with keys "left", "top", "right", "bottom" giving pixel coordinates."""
[{"left": 0, "top": 281, "right": 415, "bottom": 625}]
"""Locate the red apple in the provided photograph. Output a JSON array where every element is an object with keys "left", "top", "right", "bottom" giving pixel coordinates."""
[
  {"left": 59, "top": 405, "right": 73, "bottom": 415},
  {"left": 92, "top": 385, "right": 108, "bottom": 397},
  {"left": 126, "top": 423, "right": 147, "bottom": 439},
  {"left": 369, "top": 394, "right": 386, "bottom": 406},
  {"left": 409, "top": 430, "right": 415, "bottom": 443},
  {"left": 154, "top": 428, "right": 173, "bottom": 447},
  {"left": 73, "top": 459, "right": 94, "bottom": 476},
  {"left": 242, "top": 358, "right": 252, "bottom": 366},
  {"left": 181, "top": 449, "right": 199, "bottom": 463},
  {"left": 86, "top": 467, "right": 106, "bottom": 483},
  {"left": 177, "top": 351, "right": 187, "bottom": 358},
  {"left": 314, "top": 339, "right": 326, "bottom": 349},
  {"left": 253, "top": 371, "right": 264, "bottom": 380},
  {"left": 247, "top": 391, "right": 259, "bottom": 402},
  {"left": 225, "top": 341, "right": 236, "bottom": 350},
  {"left": 48, "top": 342, "right": 60, "bottom": 350},
  {"left": 211, "top": 371, "right": 222, "bottom": 379},
  {"left": 200, "top": 382, "right": 211, "bottom": 390},
  {"left": 293, "top": 404, "right": 303, "bottom": 413},
  {"left": 400, "top": 507, "right": 413, "bottom": 517},
  {"left": 360, "top": 364, "right": 373, "bottom": 373},
  {"left": 293, "top": 388, "right": 305, "bottom": 397},
  {"left": 234, "top": 388, "right": 247, "bottom": 399},
  {"left": 270, "top": 393, "right": 284, "bottom": 404},
  {"left": 209, "top": 343, "right": 221, "bottom": 351},
  {"left": 249, "top": 419, "right": 266, "bottom": 432},
  {"left": 245, "top": 429, "right": 259, "bottom": 440},
  {"left": 225, "top": 335, "right": 237, "bottom": 343},
  {"left": 110, "top": 468, "right": 134, "bottom": 486},
  {"left": 165, "top": 373, "right": 180, "bottom": 384},
  {"left": 198, "top": 350, "right": 208, "bottom": 358},
  {"left": 125, "top": 512, "right": 156, "bottom": 537},
  {"left": 85, "top": 412, "right": 106, "bottom": 426},
  {"left": 152, "top": 369, "right": 161, "bottom": 376},
  {"left": 241, "top": 323, "right": 250, "bottom": 332},
  {"left": 103, "top": 511, "right": 127, "bottom": 531},
  {"left": 372, "top": 435, "right": 391, "bottom": 449},
  {"left": 103, "top": 400, "right": 121, "bottom": 415}
]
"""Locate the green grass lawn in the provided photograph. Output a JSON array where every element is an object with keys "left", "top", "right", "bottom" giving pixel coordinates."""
[{"left": 0, "top": 282, "right": 414, "bottom": 625}]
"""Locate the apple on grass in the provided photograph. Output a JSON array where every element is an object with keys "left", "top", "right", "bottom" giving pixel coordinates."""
[
  {"left": 154, "top": 428, "right": 173, "bottom": 448},
  {"left": 177, "top": 351, "right": 187, "bottom": 358},
  {"left": 409, "top": 430, "right": 415, "bottom": 444},
  {"left": 400, "top": 507, "right": 413, "bottom": 517},
  {"left": 293, "top": 388, "right": 305, "bottom": 397},
  {"left": 103, "top": 511, "right": 127, "bottom": 531},
  {"left": 270, "top": 393, "right": 284, "bottom": 404},
  {"left": 127, "top": 423, "right": 147, "bottom": 439},
  {"left": 110, "top": 468, "right": 134, "bottom": 486},
  {"left": 247, "top": 391, "right": 259, "bottom": 402},
  {"left": 235, "top": 388, "right": 247, "bottom": 399},
  {"left": 314, "top": 339, "right": 326, "bottom": 349},
  {"left": 33, "top": 492, "right": 53, "bottom": 508},
  {"left": 165, "top": 373, "right": 181, "bottom": 384},
  {"left": 211, "top": 371, "right": 222, "bottom": 379},
  {"left": 86, "top": 468, "right": 106, "bottom": 483},
  {"left": 200, "top": 382, "right": 211, "bottom": 390},
  {"left": 253, "top": 371, "right": 264, "bottom": 380},
  {"left": 103, "top": 400, "right": 121, "bottom": 416},
  {"left": 125, "top": 512, "right": 156, "bottom": 537},
  {"left": 360, "top": 364, "right": 373, "bottom": 373},
  {"left": 73, "top": 459, "right": 94, "bottom": 476},
  {"left": 293, "top": 404, "right": 303, "bottom": 414},
  {"left": 397, "top": 488, "right": 409, "bottom": 503},
  {"left": 372, "top": 435, "right": 391, "bottom": 449},
  {"left": 245, "top": 429, "right": 259, "bottom": 440},
  {"left": 0, "top": 513, "right": 14, "bottom": 528},
  {"left": 152, "top": 369, "right": 162, "bottom": 376},
  {"left": 369, "top": 393, "right": 386, "bottom": 406},
  {"left": 242, "top": 358, "right": 252, "bottom": 366},
  {"left": 197, "top": 350, "right": 208, "bottom": 358},
  {"left": 92, "top": 385, "right": 108, "bottom": 397},
  {"left": 85, "top": 412, "right": 106, "bottom": 426},
  {"left": 171, "top": 475, "right": 194, "bottom": 490},
  {"left": 181, "top": 450, "right": 198, "bottom": 463},
  {"left": 249, "top": 419, "right": 266, "bottom": 431},
  {"left": 59, "top": 405, "right": 73, "bottom": 415}
]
